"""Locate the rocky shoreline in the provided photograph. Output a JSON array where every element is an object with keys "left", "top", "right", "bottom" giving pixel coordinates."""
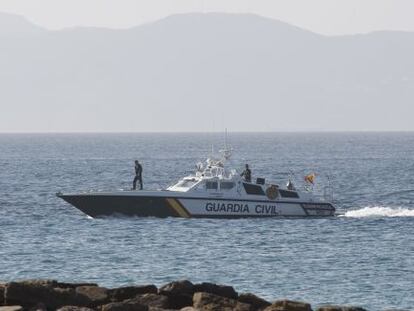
[{"left": 0, "top": 279, "right": 368, "bottom": 311}]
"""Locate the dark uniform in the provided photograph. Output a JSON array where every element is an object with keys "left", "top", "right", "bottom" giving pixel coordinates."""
[
  {"left": 241, "top": 164, "right": 251, "bottom": 182},
  {"left": 133, "top": 161, "right": 143, "bottom": 190}
]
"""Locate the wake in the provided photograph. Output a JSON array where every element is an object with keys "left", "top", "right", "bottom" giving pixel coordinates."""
[{"left": 343, "top": 206, "right": 414, "bottom": 218}]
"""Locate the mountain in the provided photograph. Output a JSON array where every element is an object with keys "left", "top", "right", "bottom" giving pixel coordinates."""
[
  {"left": 1, "top": 12, "right": 413, "bottom": 132},
  {"left": 0, "top": 12, "right": 45, "bottom": 35}
]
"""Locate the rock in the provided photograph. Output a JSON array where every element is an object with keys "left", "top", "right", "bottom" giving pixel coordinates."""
[
  {"left": 5, "top": 280, "right": 82, "bottom": 309},
  {"left": 159, "top": 280, "right": 194, "bottom": 296},
  {"left": 4, "top": 281, "right": 111, "bottom": 309},
  {"left": 194, "top": 282, "right": 238, "bottom": 300},
  {"left": 29, "top": 302, "right": 47, "bottom": 311},
  {"left": 159, "top": 280, "right": 194, "bottom": 308},
  {"left": 16, "top": 280, "right": 57, "bottom": 288},
  {"left": 180, "top": 308, "right": 196, "bottom": 311},
  {"left": 132, "top": 294, "right": 170, "bottom": 309},
  {"left": 100, "top": 295, "right": 171, "bottom": 311},
  {"left": 0, "top": 284, "right": 5, "bottom": 305},
  {"left": 264, "top": 300, "right": 312, "bottom": 311},
  {"left": 100, "top": 300, "right": 148, "bottom": 311},
  {"left": 0, "top": 307, "right": 23, "bottom": 311},
  {"left": 56, "top": 283, "right": 99, "bottom": 289},
  {"left": 75, "top": 286, "right": 109, "bottom": 307},
  {"left": 108, "top": 285, "right": 158, "bottom": 301},
  {"left": 317, "top": 307, "right": 367, "bottom": 311},
  {"left": 56, "top": 307, "right": 95, "bottom": 311},
  {"left": 238, "top": 293, "right": 271, "bottom": 310},
  {"left": 101, "top": 294, "right": 168, "bottom": 310},
  {"left": 51, "top": 287, "right": 90, "bottom": 307},
  {"left": 193, "top": 292, "right": 253, "bottom": 311}
]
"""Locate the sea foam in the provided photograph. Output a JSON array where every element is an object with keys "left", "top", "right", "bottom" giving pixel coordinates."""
[{"left": 343, "top": 206, "right": 414, "bottom": 218}]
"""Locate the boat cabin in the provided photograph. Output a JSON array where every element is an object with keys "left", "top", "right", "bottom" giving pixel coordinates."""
[{"left": 167, "top": 169, "right": 302, "bottom": 200}]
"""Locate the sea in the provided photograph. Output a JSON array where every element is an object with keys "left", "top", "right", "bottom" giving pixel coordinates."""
[{"left": 0, "top": 133, "right": 413, "bottom": 310}]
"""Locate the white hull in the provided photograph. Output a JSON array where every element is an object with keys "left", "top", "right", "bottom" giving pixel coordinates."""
[{"left": 179, "top": 198, "right": 334, "bottom": 217}]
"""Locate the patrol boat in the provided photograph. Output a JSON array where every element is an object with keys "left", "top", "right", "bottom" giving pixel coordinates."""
[{"left": 57, "top": 148, "right": 335, "bottom": 218}]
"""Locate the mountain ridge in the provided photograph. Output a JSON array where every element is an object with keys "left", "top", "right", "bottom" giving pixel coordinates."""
[
  {"left": 1, "top": 12, "right": 413, "bottom": 132},
  {"left": 0, "top": 11, "right": 46, "bottom": 35},
  {"left": 3, "top": 11, "right": 413, "bottom": 36}
]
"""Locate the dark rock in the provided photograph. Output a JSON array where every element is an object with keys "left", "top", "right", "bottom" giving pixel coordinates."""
[
  {"left": 317, "top": 307, "right": 367, "bottom": 311},
  {"left": 100, "top": 295, "right": 170, "bottom": 311},
  {"left": 4, "top": 280, "right": 111, "bottom": 309},
  {"left": 194, "top": 282, "right": 238, "bottom": 300},
  {"left": 75, "top": 286, "right": 109, "bottom": 307},
  {"left": 165, "top": 294, "right": 192, "bottom": 309},
  {"left": 16, "top": 280, "right": 57, "bottom": 287},
  {"left": 159, "top": 280, "right": 194, "bottom": 296},
  {"left": 56, "top": 307, "right": 95, "bottom": 311},
  {"left": 56, "top": 283, "right": 99, "bottom": 289},
  {"left": 29, "top": 302, "right": 47, "bottom": 311},
  {"left": 193, "top": 292, "right": 253, "bottom": 311},
  {"left": 0, "top": 284, "right": 5, "bottom": 306},
  {"left": 132, "top": 294, "right": 170, "bottom": 309},
  {"left": 159, "top": 280, "right": 194, "bottom": 308},
  {"left": 100, "top": 299, "right": 148, "bottom": 311},
  {"left": 52, "top": 287, "right": 90, "bottom": 307},
  {"left": 108, "top": 285, "right": 158, "bottom": 301},
  {"left": 239, "top": 293, "right": 271, "bottom": 310},
  {"left": 264, "top": 300, "right": 312, "bottom": 311},
  {"left": 5, "top": 281, "right": 85, "bottom": 309},
  {"left": 0, "top": 307, "right": 23, "bottom": 311}
]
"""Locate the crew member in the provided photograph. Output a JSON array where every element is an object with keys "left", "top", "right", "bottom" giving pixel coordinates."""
[
  {"left": 132, "top": 160, "right": 143, "bottom": 190},
  {"left": 241, "top": 164, "right": 251, "bottom": 182},
  {"left": 287, "top": 179, "right": 295, "bottom": 190}
]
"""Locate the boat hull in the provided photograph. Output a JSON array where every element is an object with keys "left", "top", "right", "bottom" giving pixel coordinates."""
[{"left": 58, "top": 192, "right": 335, "bottom": 218}]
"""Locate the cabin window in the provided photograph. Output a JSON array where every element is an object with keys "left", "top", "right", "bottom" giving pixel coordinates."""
[
  {"left": 243, "top": 183, "right": 265, "bottom": 195},
  {"left": 279, "top": 189, "right": 299, "bottom": 198},
  {"left": 206, "top": 181, "right": 218, "bottom": 190},
  {"left": 220, "top": 182, "right": 235, "bottom": 190}
]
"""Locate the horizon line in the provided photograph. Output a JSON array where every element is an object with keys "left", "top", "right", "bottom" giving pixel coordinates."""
[{"left": 1, "top": 130, "right": 414, "bottom": 135}]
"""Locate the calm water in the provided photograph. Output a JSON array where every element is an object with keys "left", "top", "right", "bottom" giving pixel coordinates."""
[{"left": 0, "top": 133, "right": 413, "bottom": 310}]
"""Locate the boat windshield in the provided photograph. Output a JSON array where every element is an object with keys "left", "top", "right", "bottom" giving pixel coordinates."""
[{"left": 174, "top": 179, "right": 198, "bottom": 189}]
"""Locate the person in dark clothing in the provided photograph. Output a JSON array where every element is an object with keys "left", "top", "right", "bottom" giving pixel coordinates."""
[
  {"left": 241, "top": 164, "right": 251, "bottom": 182},
  {"left": 132, "top": 160, "right": 143, "bottom": 190}
]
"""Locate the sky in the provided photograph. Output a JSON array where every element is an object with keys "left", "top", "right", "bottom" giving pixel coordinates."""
[{"left": 1, "top": 0, "right": 414, "bottom": 35}]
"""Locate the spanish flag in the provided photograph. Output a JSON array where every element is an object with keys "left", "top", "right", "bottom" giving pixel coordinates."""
[{"left": 304, "top": 173, "right": 316, "bottom": 184}]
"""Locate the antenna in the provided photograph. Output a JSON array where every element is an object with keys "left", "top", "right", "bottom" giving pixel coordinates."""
[
  {"left": 210, "top": 119, "right": 215, "bottom": 159},
  {"left": 220, "top": 128, "right": 232, "bottom": 161},
  {"left": 224, "top": 128, "right": 228, "bottom": 150}
]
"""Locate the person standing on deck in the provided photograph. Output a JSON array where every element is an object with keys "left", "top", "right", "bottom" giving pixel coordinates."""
[
  {"left": 132, "top": 160, "right": 143, "bottom": 190},
  {"left": 241, "top": 164, "right": 252, "bottom": 182}
]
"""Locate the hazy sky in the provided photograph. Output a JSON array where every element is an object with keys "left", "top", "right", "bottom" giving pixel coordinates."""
[
  {"left": 2, "top": 1, "right": 414, "bottom": 132},
  {"left": 1, "top": 0, "right": 414, "bottom": 35}
]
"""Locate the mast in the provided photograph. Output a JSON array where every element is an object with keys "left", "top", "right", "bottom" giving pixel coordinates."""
[
  {"left": 220, "top": 128, "right": 232, "bottom": 161},
  {"left": 224, "top": 128, "right": 228, "bottom": 151}
]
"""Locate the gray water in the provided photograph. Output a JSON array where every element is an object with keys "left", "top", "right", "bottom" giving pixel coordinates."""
[{"left": 0, "top": 133, "right": 413, "bottom": 310}]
